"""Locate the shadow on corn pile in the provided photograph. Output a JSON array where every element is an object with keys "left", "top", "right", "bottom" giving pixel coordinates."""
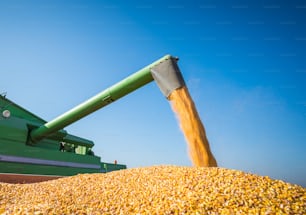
[{"left": 0, "top": 165, "right": 305, "bottom": 214}]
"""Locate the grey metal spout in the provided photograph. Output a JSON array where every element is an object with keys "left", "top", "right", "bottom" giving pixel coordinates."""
[{"left": 150, "top": 57, "right": 186, "bottom": 98}]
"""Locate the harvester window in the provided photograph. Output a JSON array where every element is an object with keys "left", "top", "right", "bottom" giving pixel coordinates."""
[
  {"left": 59, "top": 142, "right": 76, "bottom": 153},
  {"left": 75, "top": 146, "right": 87, "bottom": 155}
]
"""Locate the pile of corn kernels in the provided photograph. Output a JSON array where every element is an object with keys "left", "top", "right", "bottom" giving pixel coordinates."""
[{"left": 0, "top": 166, "right": 305, "bottom": 214}]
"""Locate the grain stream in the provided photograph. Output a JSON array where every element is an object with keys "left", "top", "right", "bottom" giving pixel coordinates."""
[{"left": 169, "top": 87, "right": 217, "bottom": 167}]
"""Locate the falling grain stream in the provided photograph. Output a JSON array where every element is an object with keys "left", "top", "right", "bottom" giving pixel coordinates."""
[{"left": 169, "top": 86, "right": 217, "bottom": 167}]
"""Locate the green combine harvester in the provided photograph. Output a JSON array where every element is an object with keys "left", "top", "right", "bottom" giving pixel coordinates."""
[{"left": 0, "top": 55, "right": 185, "bottom": 183}]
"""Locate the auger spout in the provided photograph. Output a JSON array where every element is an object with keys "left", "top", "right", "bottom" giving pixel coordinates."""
[{"left": 29, "top": 55, "right": 185, "bottom": 143}]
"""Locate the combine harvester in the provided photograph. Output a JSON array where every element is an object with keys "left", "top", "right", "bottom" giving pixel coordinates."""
[{"left": 0, "top": 55, "right": 185, "bottom": 183}]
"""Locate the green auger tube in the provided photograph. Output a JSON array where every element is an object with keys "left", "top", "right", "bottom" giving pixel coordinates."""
[{"left": 30, "top": 54, "right": 185, "bottom": 143}]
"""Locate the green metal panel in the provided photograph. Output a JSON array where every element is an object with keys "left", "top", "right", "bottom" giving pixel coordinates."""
[
  {"left": 0, "top": 116, "right": 28, "bottom": 143},
  {"left": 0, "top": 95, "right": 46, "bottom": 124},
  {"left": 0, "top": 162, "right": 99, "bottom": 176}
]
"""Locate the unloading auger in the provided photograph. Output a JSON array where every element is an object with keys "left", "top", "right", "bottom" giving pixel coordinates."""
[{"left": 29, "top": 55, "right": 186, "bottom": 144}]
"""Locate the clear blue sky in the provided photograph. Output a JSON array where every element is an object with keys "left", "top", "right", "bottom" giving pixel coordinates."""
[{"left": 1, "top": 0, "right": 305, "bottom": 187}]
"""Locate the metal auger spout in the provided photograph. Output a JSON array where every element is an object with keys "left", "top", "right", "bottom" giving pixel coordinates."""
[{"left": 29, "top": 55, "right": 186, "bottom": 143}]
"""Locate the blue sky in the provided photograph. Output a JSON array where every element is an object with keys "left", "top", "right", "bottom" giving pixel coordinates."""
[{"left": 1, "top": 0, "right": 305, "bottom": 187}]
